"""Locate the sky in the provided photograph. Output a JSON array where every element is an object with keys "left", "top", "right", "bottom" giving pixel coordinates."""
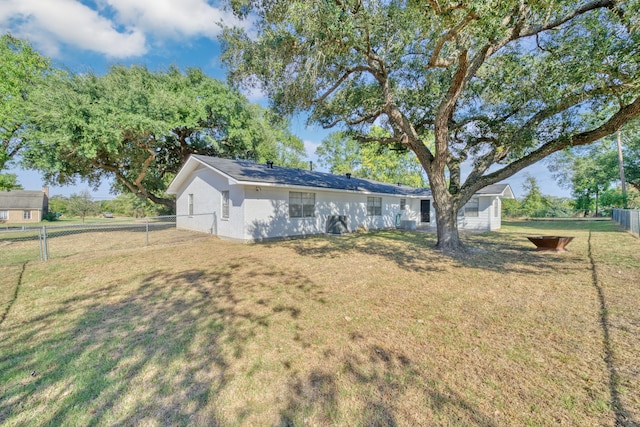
[{"left": 1, "top": 0, "right": 571, "bottom": 200}]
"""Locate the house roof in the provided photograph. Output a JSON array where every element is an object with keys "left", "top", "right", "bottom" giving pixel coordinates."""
[
  {"left": 167, "top": 155, "right": 515, "bottom": 199},
  {"left": 475, "top": 184, "right": 515, "bottom": 198},
  {"left": 168, "top": 155, "right": 433, "bottom": 197},
  {"left": 0, "top": 190, "right": 47, "bottom": 210}
]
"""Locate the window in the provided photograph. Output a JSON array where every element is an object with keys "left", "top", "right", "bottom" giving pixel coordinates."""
[
  {"left": 400, "top": 199, "right": 406, "bottom": 211},
  {"left": 187, "top": 194, "right": 194, "bottom": 216},
  {"left": 464, "top": 198, "right": 479, "bottom": 217},
  {"left": 0, "top": 210, "right": 8, "bottom": 220},
  {"left": 289, "top": 192, "right": 315, "bottom": 218},
  {"left": 367, "top": 197, "right": 382, "bottom": 216},
  {"left": 222, "top": 191, "right": 229, "bottom": 219},
  {"left": 23, "top": 210, "right": 31, "bottom": 220}
]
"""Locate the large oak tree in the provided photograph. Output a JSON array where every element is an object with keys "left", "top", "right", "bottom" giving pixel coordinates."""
[
  {"left": 221, "top": 0, "right": 640, "bottom": 251},
  {"left": 23, "top": 65, "right": 305, "bottom": 210}
]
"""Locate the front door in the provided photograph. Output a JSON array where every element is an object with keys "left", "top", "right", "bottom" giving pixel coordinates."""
[{"left": 420, "top": 200, "right": 430, "bottom": 223}]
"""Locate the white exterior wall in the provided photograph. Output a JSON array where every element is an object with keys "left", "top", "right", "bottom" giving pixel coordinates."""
[
  {"left": 456, "top": 196, "right": 500, "bottom": 231},
  {"left": 174, "top": 166, "right": 245, "bottom": 239},
  {"left": 241, "top": 186, "right": 412, "bottom": 241}
]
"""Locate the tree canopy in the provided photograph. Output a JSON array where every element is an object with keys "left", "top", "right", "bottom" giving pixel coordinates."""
[
  {"left": 221, "top": 0, "right": 640, "bottom": 250},
  {"left": 22, "top": 65, "right": 305, "bottom": 210},
  {"left": 0, "top": 34, "right": 49, "bottom": 188},
  {"left": 316, "top": 129, "right": 426, "bottom": 187}
]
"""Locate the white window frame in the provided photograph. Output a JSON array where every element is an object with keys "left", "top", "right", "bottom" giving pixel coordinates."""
[
  {"left": 187, "top": 194, "right": 194, "bottom": 217},
  {"left": 221, "top": 191, "right": 229, "bottom": 219},
  {"left": 465, "top": 198, "right": 479, "bottom": 217},
  {"left": 0, "top": 210, "right": 8, "bottom": 220},
  {"left": 23, "top": 210, "right": 31, "bottom": 220},
  {"left": 289, "top": 192, "right": 315, "bottom": 218},
  {"left": 400, "top": 199, "right": 406, "bottom": 211},
  {"left": 367, "top": 196, "right": 382, "bottom": 216}
]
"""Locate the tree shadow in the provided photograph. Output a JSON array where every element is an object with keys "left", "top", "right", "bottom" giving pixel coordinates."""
[
  {"left": 279, "top": 227, "right": 588, "bottom": 275},
  {"left": 0, "top": 258, "right": 324, "bottom": 425},
  {"left": 278, "top": 344, "right": 499, "bottom": 426}
]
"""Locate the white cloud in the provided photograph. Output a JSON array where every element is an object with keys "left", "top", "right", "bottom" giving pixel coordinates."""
[
  {"left": 0, "top": 0, "right": 146, "bottom": 58},
  {"left": 304, "top": 139, "right": 321, "bottom": 161},
  {"left": 103, "top": 0, "right": 246, "bottom": 39},
  {"left": 240, "top": 85, "right": 267, "bottom": 102},
  {"left": 0, "top": 0, "right": 247, "bottom": 59}
]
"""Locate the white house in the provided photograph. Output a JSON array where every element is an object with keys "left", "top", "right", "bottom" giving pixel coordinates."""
[{"left": 166, "top": 155, "right": 514, "bottom": 242}]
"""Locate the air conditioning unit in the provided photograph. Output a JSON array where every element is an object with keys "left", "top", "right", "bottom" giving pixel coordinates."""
[{"left": 326, "top": 215, "right": 348, "bottom": 234}]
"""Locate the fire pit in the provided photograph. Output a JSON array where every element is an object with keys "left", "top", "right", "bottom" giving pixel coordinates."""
[{"left": 527, "top": 236, "right": 574, "bottom": 252}]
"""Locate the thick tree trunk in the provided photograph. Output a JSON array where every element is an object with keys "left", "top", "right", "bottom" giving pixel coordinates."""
[
  {"left": 433, "top": 200, "right": 463, "bottom": 252},
  {"left": 430, "top": 176, "right": 464, "bottom": 252}
]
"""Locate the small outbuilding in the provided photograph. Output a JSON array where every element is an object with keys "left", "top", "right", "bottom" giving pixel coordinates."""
[
  {"left": 0, "top": 188, "right": 49, "bottom": 223},
  {"left": 167, "top": 155, "right": 514, "bottom": 242}
]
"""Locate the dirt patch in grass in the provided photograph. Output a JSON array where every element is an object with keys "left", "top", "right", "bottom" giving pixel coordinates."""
[{"left": 0, "top": 221, "right": 638, "bottom": 426}]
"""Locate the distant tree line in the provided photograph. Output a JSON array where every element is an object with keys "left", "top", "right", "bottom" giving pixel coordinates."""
[{"left": 47, "top": 191, "right": 172, "bottom": 222}]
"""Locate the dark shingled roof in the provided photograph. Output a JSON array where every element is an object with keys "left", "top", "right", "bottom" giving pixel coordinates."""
[
  {"left": 475, "top": 184, "right": 513, "bottom": 196},
  {"left": 0, "top": 190, "right": 47, "bottom": 210},
  {"left": 191, "top": 155, "right": 432, "bottom": 197}
]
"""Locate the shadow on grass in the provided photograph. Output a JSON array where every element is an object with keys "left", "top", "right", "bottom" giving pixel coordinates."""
[
  {"left": 588, "top": 231, "right": 638, "bottom": 427},
  {"left": 280, "top": 227, "right": 587, "bottom": 275},
  {"left": 0, "top": 256, "right": 324, "bottom": 425},
  {"left": 278, "top": 344, "right": 499, "bottom": 426}
]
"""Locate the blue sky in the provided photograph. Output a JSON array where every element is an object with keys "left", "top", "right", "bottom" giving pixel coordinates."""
[{"left": 1, "top": 0, "right": 570, "bottom": 199}]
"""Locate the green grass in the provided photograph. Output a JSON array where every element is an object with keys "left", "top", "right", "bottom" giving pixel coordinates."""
[{"left": 0, "top": 220, "right": 638, "bottom": 426}]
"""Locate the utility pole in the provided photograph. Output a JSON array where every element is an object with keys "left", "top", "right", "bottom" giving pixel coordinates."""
[{"left": 616, "top": 130, "right": 627, "bottom": 208}]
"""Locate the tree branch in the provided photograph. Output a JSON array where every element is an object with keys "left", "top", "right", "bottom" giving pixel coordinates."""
[
  {"left": 428, "top": 11, "right": 477, "bottom": 68},
  {"left": 466, "top": 95, "right": 640, "bottom": 195},
  {"left": 322, "top": 109, "right": 383, "bottom": 129},
  {"left": 520, "top": 0, "right": 616, "bottom": 38},
  {"left": 312, "top": 66, "right": 373, "bottom": 104}
]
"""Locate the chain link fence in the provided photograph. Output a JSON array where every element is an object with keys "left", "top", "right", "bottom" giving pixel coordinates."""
[
  {"left": 612, "top": 209, "right": 640, "bottom": 237},
  {"left": 1, "top": 216, "right": 182, "bottom": 262}
]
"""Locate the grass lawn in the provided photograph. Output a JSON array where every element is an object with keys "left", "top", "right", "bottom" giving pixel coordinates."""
[{"left": 0, "top": 220, "right": 638, "bottom": 426}]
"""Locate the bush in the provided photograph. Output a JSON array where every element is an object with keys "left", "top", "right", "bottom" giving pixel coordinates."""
[{"left": 42, "top": 212, "right": 59, "bottom": 221}]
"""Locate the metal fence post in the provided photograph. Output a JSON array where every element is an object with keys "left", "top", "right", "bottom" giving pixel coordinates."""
[
  {"left": 42, "top": 225, "right": 49, "bottom": 261},
  {"left": 38, "top": 227, "right": 43, "bottom": 261},
  {"left": 146, "top": 218, "right": 149, "bottom": 247}
]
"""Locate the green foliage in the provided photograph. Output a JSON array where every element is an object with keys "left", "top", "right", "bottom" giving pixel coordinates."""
[
  {"left": 503, "top": 176, "right": 573, "bottom": 218},
  {"left": 221, "top": 0, "right": 640, "bottom": 250},
  {"left": 520, "top": 176, "right": 547, "bottom": 217},
  {"left": 100, "top": 193, "right": 172, "bottom": 218},
  {"left": 21, "top": 65, "right": 305, "bottom": 210},
  {"left": 66, "top": 190, "right": 99, "bottom": 223},
  {"left": 47, "top": 195, "right": 68, "bottom": 216},
  {"left": 42, "top": 211, "right": 59, "bottom": 222},
  {"left": 316, "top": 130, "right": 426, "bottom": 187},
  {"left": 0, "top": 34, "right": 50, "bottom": 171},
  {"left": 551, "top": 122, "right": 640, "bottom": 212},
  {"left": 0, "top": 173, "right": 22, "bottom": 191}
]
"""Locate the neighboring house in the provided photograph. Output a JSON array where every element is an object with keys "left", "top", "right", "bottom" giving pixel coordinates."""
[
  {"left": 167, "top": 155, "right": 514, "bottom": 242},
  {"left": 0, "top": 188, "right": 49, "bottom": 223}
]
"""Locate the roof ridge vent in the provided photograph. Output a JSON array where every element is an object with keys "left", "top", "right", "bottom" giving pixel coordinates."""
[
  {"left": 346, "top": 173, "right": 351, "bottom": 179},
  {"left": 266, "top": 161, "right": 274, "bottom": 169}
]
